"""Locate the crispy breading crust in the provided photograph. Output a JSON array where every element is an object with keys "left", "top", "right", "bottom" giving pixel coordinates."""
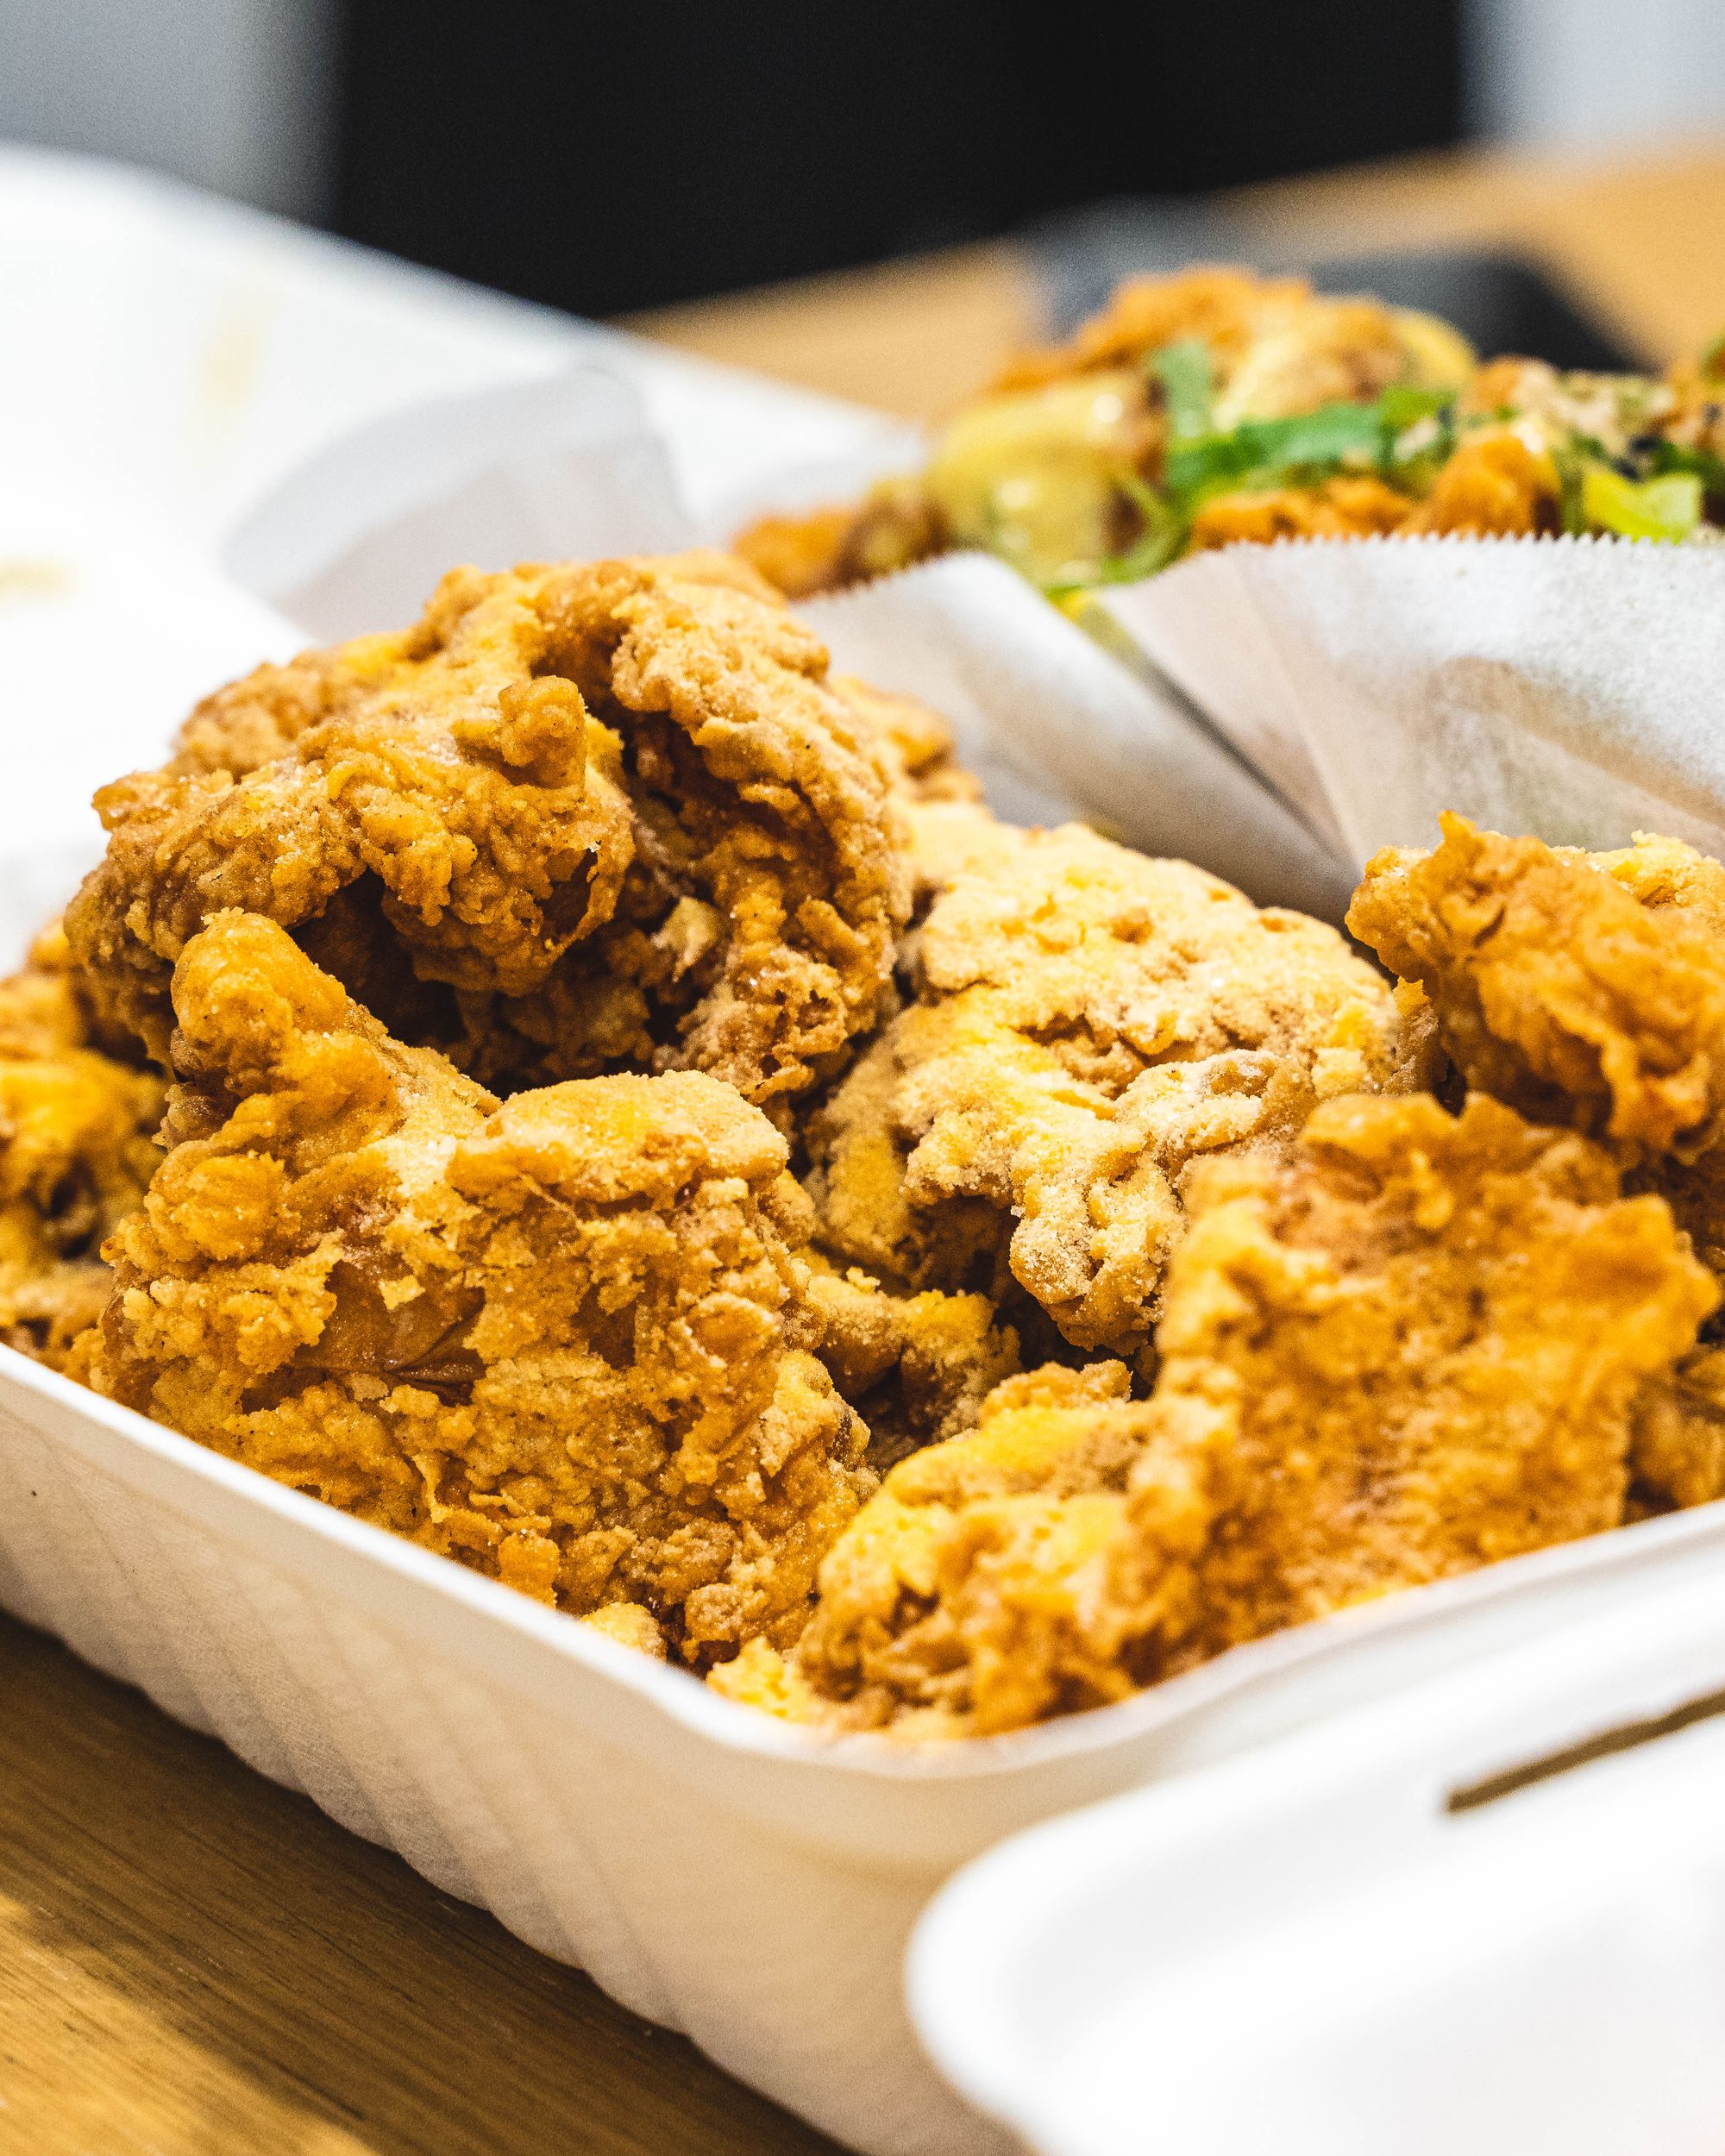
[
  {"left": 0, "top": 925, "right": 164, "bottom": 1369},
  {"left": 736, "top": 1094, "right": 1714, "bottom": 1737},
  {"left": 82, "top": 912, "right": 873, "bottom": 1662},
  {"left": 66, "top": 554, "right": 913, "bottom": 1123},
  {"left": 806, "top": 821, "right": 1416, "bottom": 1352}
]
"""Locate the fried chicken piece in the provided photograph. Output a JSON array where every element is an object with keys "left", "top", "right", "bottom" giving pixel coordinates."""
[
  {"left": 806, "top": 822, "right": 1417, "bottom": 1354},
  {"left": 67, "top": 563, "right": 635, "bottom": 1062},
  {"left": 1348, "top": 816, "right": 1725, "bottom": 1158},
  {"left": 731, "top": 506, "right": 861, "bottom": 601},
  {"left": 1188, "top": 473, "right": 1415, "bottom": 552},
  {"left": 802, "top": 1256, "right": 1022, "bottom": 1470},
  {"left": 1121, "top": 1094, "right": 1715, "bottom": 1666},
  {"left": 711, "top": 1362, "right": 1168, "bottom": 1736},
  {"left": 66, "top": 554, "right": 912, "bottom": 1125},
  {"left": 732, "top": 480, "right": 946, "bottom": 601},
  {"left": 730, "top": 1094, "right": 1715, "bottom": 1737},
  {"left": 0, "top": 924, "right": 164, "bottom": 1369},
  {"left": 1399, "top": 429, "right": 1562, "bottom": 536},
  {"left": 82, "top": 912, "right": 872, "bottom": 1661},
  {"left": 1350, "top": 818, "right": 1725, "bottom": 1510}
]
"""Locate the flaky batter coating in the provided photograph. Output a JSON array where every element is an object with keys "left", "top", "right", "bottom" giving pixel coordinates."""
[
  {"left": 732, "top": 1093, "right": 1714, "bottom": 1737},
  {"left": 0, "top": 926, "right": 165, "bottom": 1369},
  {"left": 711, "top": 1363, "right": 1168, "bottom": 1737},
  {"left": 802, "top": 1255, "right": 1023, "bottom": 1470},
  {"left": 806, "top": 821, "right": 1415, "bottom": 1353},
  {"left": 82, "top": 912, "right": 873, "bottom": 1661},
  {"left": 1349, "top": 816, "right": 1725, "bottom": 1157},
  {"left": 66, "top": 554, "right": 913, "bottom": 1122},
  {"left": 1121, "top": 1093, "right": 1715, "bottom": 1667}
]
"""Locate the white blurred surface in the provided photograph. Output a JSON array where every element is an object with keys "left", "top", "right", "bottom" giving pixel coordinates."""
[
  {"left": 1468, "top": 0, "right": 1725, "bottom": 146},
  {"left": 0, "top": 0, "right": 338, "bottom": 219}
]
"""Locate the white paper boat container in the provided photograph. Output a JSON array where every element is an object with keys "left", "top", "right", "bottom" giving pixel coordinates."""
[{"left": 912, "top": 1562, "right": 1725, "bottom": 2156}]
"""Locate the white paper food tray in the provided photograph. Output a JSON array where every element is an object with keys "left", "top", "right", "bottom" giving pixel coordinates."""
[
  {"left": 9, "top": 147, "right": 1725, "bottom": 2156},
  {"left": 913, "top": 1565, "right": 1725, "bottom": 2156}
]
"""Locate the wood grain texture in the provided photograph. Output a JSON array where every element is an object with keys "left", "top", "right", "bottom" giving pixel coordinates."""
[{"left": 0, "top": 1614, "right": 838, "bottom": 2156}]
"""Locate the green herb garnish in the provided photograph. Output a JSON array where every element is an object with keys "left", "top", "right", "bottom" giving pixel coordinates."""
[{"left": 1147, "top": 340, "right": 1215, "bottom": 442}]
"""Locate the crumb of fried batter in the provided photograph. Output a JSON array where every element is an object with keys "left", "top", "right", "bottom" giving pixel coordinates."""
[
  {"left": 66, "top": 552, "right": 915, "bottom": 1126},
  {"left": 83, "top": 911, "right": 874, "bottom": 1664},
  {"left": 0, "top": 924, "right": 164, "bottom": 1370},
  {"left": 806, "top": 820, "right": 1414, "bottom": 1354}
]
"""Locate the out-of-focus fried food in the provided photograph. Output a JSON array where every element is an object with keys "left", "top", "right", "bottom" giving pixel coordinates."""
[
  {"left": 66, "top": 554, "right": 913, "bottom": 1125},
  {"left": 733, "top": 480, "right": 946, "bottom": 599},
  {"left": 1348, "top": 815, "right": 1725, "bottom": 1156},
  {"left": 806, "top": 821, "right": 1416, "bottom": 1353},
  {"left": 1399, "top": 429, "right": 1562, "bottom": 536},
  {"left": 731, "top": 1093, "right": 1714, "bottom": 1736},
  {"left": 82, "top": 912, "right": 872, "bottom": 1662},
  {"left": 1188, "top": 473, "right": 1415, "bottom": 551},
  {"left": 0, "top": 925, "right": 164, "bottom": 1368}
]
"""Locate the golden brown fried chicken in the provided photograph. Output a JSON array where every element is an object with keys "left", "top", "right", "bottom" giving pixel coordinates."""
[
  {"left": 66, "top": 553, "right": 912, "bottom": 1125},
  {"left": 1348, "top": 816, "right": 1725, "bottom": 1158},
  {"left": 0, "top": 925, "right": 164, "bottom": 1369},
  {"left": 806, "top": 821, "right": 1417, "bottom": 1355},
  {"left": 712, "top": 1362, "right": 1164, "bottom": 1736},
  {"left": 1124, "top": 1093, "right": 1715, "bottom": 1664},
  {"left": 802, "top": 1256, "right": 1023, "bottom": 1470},
  {"left": 1349, "top": 818, "right": 1725, "bottom": 1511},
  {"left": 728, "top": 1093, "right": 1715, "bottom": 1737},
  {"left": 82, "top": 912, "right": 872, "bottom": 1662}
]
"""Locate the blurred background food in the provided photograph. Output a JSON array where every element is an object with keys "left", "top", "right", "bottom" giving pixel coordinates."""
[{"left": 1, "top": 0, "right": 1722, "bottom": 325}]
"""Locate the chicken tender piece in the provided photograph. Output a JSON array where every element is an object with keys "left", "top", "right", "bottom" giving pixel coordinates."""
[
  {"left": 806, "top": 822, "right": 1416, "bottom": 1353},
  {"left": 67, "top": 554, "right": 912, "bottom": 1123},
  {"left": 731, "top": 1094, "right": 1715, "bottom": 1736},
  {"left": 1349, "top": 816, "right": 1725, "bottom": 1158},
  {"left": 83, "top": 912, "right": 872, "bottom": 1661},
  {"left": 0, "top": 926, "right": 164, "bottom": 1368}
]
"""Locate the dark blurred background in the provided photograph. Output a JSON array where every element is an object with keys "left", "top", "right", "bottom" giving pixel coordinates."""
[
  {"left": 2, "top": 0, "right": 1722, "bottom": 319},
  {"left": 332, "top": 0, "right": 1461, "bottom": 316}
]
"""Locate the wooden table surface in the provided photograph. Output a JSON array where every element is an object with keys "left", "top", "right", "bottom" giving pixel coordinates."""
[{"left": 9, "top": 134, "right": 1725, "bottom": 2156}]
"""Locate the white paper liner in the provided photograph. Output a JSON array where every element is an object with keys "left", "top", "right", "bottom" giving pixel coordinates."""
[
  {"left": 223, "top": 365, "right": 696, "bottom": 641},
  {"left": 1103, "top": 535, "right": 1725, "bottom": 872},
  {"left": 802, "top": 554, "right": 1356, "bottom": 920}
]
